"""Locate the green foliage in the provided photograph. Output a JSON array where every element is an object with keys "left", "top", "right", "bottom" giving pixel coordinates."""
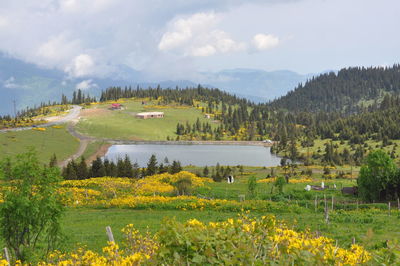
[
  {"left": 173, "top": 176, "right": 193, "bottom": 196},
  {"left": 358, "top": 150, "right": 398, "bottom": 202},
  {"left": 169, "top": 160, "right": 182, "bottom": 174},
  {"left": 155, "top": 216, "right": 276, "bottom": 265},
  {"left": 146, "top": 154, "right": 158, "bottom": 176},
  {"left": 274, "top": 176, "right": 286, "bottom": 194},
  {"left": 0, "top": 150, "right": 64, "bottom": 262},
  {"left": 202, "top": 166, "right": 209, "bottom": 177},
  {"left": 271, "top": 65, "right": 400, "bottom": 113},
  {"left": 247, "top": 176, "right": 257, "bottom": 197}
]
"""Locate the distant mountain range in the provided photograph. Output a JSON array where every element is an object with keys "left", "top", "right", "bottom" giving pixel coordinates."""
[
  {"left": 197, "top": 69, "right": 312, "bottom": 102},
  {"left": 0, "top": 54, "right": 311, "bottom": 115}
]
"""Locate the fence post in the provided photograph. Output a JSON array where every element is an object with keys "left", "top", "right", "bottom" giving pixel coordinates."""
[
  {"left": 106, "top": 226, "right": 115, "bottom": 242},
  {"left": 3, "top": 248, "right": 10, "bottom": 265},
  {"left": 352, "top": 237, "right": 356, "bottom": 245},
  {"left": 388, "top": 202, "right": 391, "bottom": 216},
  {"left": 324, "top": 194, "right": 329, "bottom": 224},
  {"left": 331, "top": 195, "right": 334, "bottom": 211},
  {"left": 315, "top": 196, "right": 318, "bottom": 212},
  {"left": 239, "top": 194, "right": 245, "bottom": 202}
]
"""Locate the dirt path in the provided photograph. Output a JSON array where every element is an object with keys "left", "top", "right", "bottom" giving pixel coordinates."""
[
  {"left": 0, "top": 105, "right": 82, "bottom": 132},
  {"left": 86, "top": 143, "right": 112, "bottom": 164},
  {"left": 59, "top": 139, "right": 89, "bottom": 168}
]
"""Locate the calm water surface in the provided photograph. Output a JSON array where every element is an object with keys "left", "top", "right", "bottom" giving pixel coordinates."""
[{"left": 104, "top": 144, "right": 282, "bottom": 167}]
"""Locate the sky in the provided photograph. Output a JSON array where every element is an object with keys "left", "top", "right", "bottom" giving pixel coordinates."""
[{"left": 0, "top": 0, "right": 399, "bottom": 81}]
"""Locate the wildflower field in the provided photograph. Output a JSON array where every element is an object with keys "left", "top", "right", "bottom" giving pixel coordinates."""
[
  {"left": 38, "top": 215, "right": 376, "bottom": 265},
  {"left": 1, "top": 165, "right": 400, "bottom": 265}
]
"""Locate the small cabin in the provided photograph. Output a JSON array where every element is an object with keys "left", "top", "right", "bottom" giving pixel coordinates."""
[
  {"left": 110, "top": 103, "right": 122, "bottom": 110},
  {"left": 136, "top": 112, "right": 164, "bottom": 119}
]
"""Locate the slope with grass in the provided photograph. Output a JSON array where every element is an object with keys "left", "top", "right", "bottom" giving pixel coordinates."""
[
  {"left": 75, "top": 100, "right": 217, "bottom": 140},
  {"left": 0, "top": 125, "right": 79, "bottom": 163}
]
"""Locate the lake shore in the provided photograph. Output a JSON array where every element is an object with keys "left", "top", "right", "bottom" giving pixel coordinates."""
[
  {"left": 106, "top": 140, "right": 274, "bottom": 146},
  {"left": 102, "top": 142, "right": 279, "bottom": 167}
]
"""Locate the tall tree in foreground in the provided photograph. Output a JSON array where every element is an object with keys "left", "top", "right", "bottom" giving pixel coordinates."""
[
  {"left": 358, "top": 150, "right": 398, "bottom": 202},
  {"left": 0, "top": 150, "right": 64, "bottom": 262}
]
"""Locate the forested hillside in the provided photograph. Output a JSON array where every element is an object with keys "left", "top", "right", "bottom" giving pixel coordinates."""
[{"left": 270, "top": 65, "right": 400, "bottom": 114}]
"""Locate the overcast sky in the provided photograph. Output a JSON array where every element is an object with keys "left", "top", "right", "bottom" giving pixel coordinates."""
[{"left": 0, "top": 0, "right": 399, "bottom": 80}]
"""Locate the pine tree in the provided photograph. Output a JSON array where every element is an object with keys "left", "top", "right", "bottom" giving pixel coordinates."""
[
  {"left": 117, "top": 158, "right": 125, "bottom": 177},
  {"left": 91, "top": 157, "right": 105, "bottom": 177},
  {"left": 49, "top": 153, "right": 58, "bottom": 168},
  {"left": 203, "top": 166, "right": 209, "bottom": 177},
  {"left": 77, "top": 157, "right": 88, "bottom": 179},
  {"left": 169, "top": 160, "right": 182, "bottom": 174},
  {"left": 123, "top": 155, "right": 134, "bottom": 178},
  {"left": 146, "top": 154, "right": 158, "bottom": 176},
  {"left": 132, "top": 162, "right": 140, "bottom": 178}
]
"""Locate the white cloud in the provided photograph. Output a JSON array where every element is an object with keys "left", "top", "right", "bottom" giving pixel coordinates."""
[
  {"left": 252, "top": 33, "right": 279, "bottom": 51},
  {"left": 158, "top": 12, "right": 245, "bottom": 57},
  {"left": 158, "top": 12, "right": 217, "bottom": 51},
  {"left": 0, "top": 0, "right": 290, "bottom": 80},
  {"left": 37, "top": 34, "right": 81, "bottom": 65},
  {"left": 65, "top": 54, "right": 95, "bottom": 77},
  {"left": 60, "top": 0, "right": 115, "bottom": 14},
  {"left": 0, "top": 16, "right": 8, "bottom": 28},
  {"left": 75, "top": 79, "right": 98, "bottom": 90},
  {"left": 3, "top": 76, "right": 29, "bottom": 89},
  {"left": 3, "top": 76, "right": 17, "bottom": 88},
  {"left": 190, "top": 45, "right": 216, "bottom": 57}
]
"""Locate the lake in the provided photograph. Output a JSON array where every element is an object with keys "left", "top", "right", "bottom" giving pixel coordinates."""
[{"left": 104, "top": 144, "right": 282, "bottom": 167}]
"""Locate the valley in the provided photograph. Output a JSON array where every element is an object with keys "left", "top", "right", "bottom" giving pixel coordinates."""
[{"left": 1, "top": 66, "right": 400, "bottom": 265}]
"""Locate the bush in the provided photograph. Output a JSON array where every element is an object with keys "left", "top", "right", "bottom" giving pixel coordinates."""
[
  {"left": 173, "top": 176, "right": 193, "bottom": 196},
  {"left": 0, "top": 150, "right": 64, "bottom": 263},
  {"left": 274, "top": 176, "right": 286, "bottom": 194}
]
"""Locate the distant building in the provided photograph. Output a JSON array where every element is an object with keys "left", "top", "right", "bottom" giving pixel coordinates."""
[
  {"left": 136, "top": 112, "right": 164, "bottom": 119},
  {"left": 110, "top": 103, "right": 122, "bottom": 110},
  {"left": 263, "top": 139, "right": 273, "bottom": 144}
]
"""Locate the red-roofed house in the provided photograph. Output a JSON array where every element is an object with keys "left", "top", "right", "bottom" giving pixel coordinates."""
[{"left": 110, "top": 103, "right": 122, "bottom": 110}]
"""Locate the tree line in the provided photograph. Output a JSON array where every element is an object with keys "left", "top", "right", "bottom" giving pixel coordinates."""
[
  {"left": 61, "top": 154, "right": 183, "bottom": 180},
  {"left": 270, "top": 64, "right": 400, "bottom": 114}
]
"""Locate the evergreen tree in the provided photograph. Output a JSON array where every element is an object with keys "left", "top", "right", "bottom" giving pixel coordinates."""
[
  {"left": 49, "top": 153, "right": 58, "bottom": 168},
  {"left": 77, "top": 157, "right": 88, "bottom": 179},
  {"left": 123, "top": 155, "right": 134, "bottom": 178},
  {"left": 203, "top": 166, "right": 209, "bottom": 177},
  {"left": 146, "top": 154, "right": 158, "bottom": 176},
  {"left": 91, "top": 157, "right": 105, "bottom": 177},
  {"left": 169, "top": 160, "right": 182, "bottom": 174}
]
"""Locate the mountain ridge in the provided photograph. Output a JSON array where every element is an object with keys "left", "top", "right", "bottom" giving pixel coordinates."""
[{"left": 0, "top": 54, "right": 309, "bottom": 115}]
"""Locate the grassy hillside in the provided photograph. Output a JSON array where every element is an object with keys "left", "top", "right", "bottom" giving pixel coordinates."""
[
  {"left": 0, "top": 125, "right": 79, "bottom": 163},
  {"left": 76, "top": 99, "right": 216, "bottom": 140}
]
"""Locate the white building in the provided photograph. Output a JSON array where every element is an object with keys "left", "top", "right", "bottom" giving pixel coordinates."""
[{"left": 136, "top": 112, "right": 164, "bottom": 119}]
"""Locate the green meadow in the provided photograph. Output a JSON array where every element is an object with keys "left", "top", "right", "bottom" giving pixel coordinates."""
[
  {"left": 76, "top": 100, "right": 215, "bottom": 140},
  {"left": 0, "top": 125, "right": 79, "bottom": 163}
]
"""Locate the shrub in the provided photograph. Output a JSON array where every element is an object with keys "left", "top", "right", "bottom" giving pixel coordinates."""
[{"left": 0, "top": 150, "right": 64, "bottom": 262}]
